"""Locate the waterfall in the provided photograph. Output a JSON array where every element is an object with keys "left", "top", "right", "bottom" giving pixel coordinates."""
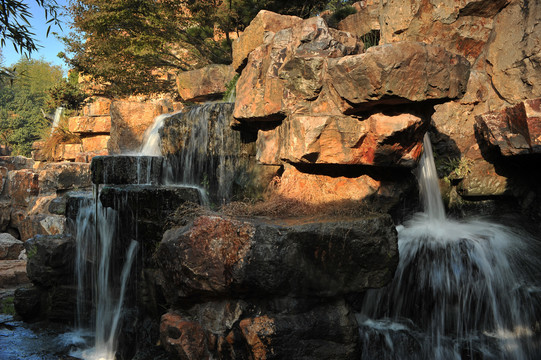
[
  {"left": 358, "top": 133, "right": 541, "bottom": 359},
  {"left": 51, "top": 106, "right": 64, "bottom": 134},
  {"left": 139, "top": 113, "right": 168, "bottom": 156},
  {"left": 72, "top": 190, "right": 139, "bottom": 360}
]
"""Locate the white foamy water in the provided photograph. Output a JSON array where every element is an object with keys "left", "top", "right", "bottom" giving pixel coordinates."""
[{"left": 358, "top": 134, "right": 541, "bottom": 359}]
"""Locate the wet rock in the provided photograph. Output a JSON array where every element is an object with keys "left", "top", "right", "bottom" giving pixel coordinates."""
[
  {"left": 109, "top": 100, "right": 173, "bottom": 154},
  {"left": 157, "top": 213, "right": 397, "bottom": 300},
  {"left": 232, "top": 10, "right": 303, "bottom": 72},
  {"left": 24, "top": 234, "right": 75, "bottom": 288},
  {"left": 0, "top": 233, "right": 24, "bottom": 260},
  {"left": 176, "top": 64, "right": 236, "bottom": 102},
  {"left": 13, "top": 285, "right": 41, "bottom": 321},
  {"left": 474, "top": 99, "right": 541, "bottom": 157},
  {"left": 68, "top": 115, "right": 112, "bottom": 134},
  {"left": 257, "top": 113, "right": 426, "bottom": 167},
  {"left": 91, "top": 155, "right": 164, "bottom": 185},
  {"left": 239, "top": 300, "right": 359, "bottom": 360},
  {"left": 160, "top": 312, "right": 211, "bottom": 360},
  {"left": 327, "top": 42, "right": 470, "bottom": 113}
]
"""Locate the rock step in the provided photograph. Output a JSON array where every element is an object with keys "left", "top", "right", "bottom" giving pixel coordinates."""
[
  {"left": 0, "top": 260, "right": 29, "bottom": 288},
  {"left": 91, "top": 155, "right": 164, "bottom": 185}
]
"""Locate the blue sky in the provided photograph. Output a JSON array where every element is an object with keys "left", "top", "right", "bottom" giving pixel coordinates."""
[{"left": 1, "top": 0, "right": 71, "bottom": 73}]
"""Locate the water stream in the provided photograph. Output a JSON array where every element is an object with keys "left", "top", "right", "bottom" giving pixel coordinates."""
[{"left": 357, "top": 134, "right": 541, "bottom": 359}]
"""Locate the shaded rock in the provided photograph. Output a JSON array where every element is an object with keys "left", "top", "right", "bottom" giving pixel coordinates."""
[
  {"left": 157, "top": 213, "right": 397, "bottom": 300},
  {"left": 232, "top": 10, "right": 303, "bottom": 72},
  {"left": 234, "top": 16, "right": 362, "bottom": 121},
  {"left": 327, "top": 42, "right": 470, "bottom": 113},
  {"left": 239, "top": 300, "right": 359, "bottom": 360},
  {"left": 177, "top": 64, "right": 236, "bottom": 102},
  {"left": 257, "top": 113, "right": 426, "bottom": 167},
  {"left": 91, "top": 155, "right": 164, "bottom": 185},
  {"left": 13, "top": 285, "right": 41, "bottom": 321},
  {"left": 0, "top": 259, "right": 29, "bottom": 287},
  {"left": 474, "top": 99, "right": 541, "bottom": 157},
  {"left": 68, "top": 115, "right": 112, "bottom": 134},
  {"left": 457, "top": 160, "right": 509, "bottom": 198},
  {"left": 160, "top": 312, "right": 211, "bottom": 360},
  {"left": 0, "top": 233, "right": 24, "bottom": 260},
  {"left": 108, "top": 100, "right": 172, "bottom": 154},
  {"left": 24, "top": 234, "right": 75, "bottom": 288}
]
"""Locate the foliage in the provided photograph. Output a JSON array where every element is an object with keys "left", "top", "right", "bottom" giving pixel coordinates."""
[
  {"left": 0, "top": 0, "right": 62, "bottom": 56},
  {"left": 39, "top": 116, "right": 81, "bottom": 161},
  {"left": 324, "top": 5, "right": 357, "bottom": 28},
  {"left": 436, "top": 156, "right": 473, "bottom": 184},
  {"left": 62, "top": 0, "right": 345, "bottom": 97},
  {"left": 0, "top": 296, "right": 15, "bottom": 315},
  {"left": 0, "top": 57, "right": 64, "bottom": 156},
  {"left": 361, "top": 30, "right": 380, "bottom": 50},
  {"left": 45, "top": 80, "right": 86, "bottom": 110},
  {"left": 222, "top": 73, "right": 239, "bottom": 102}
]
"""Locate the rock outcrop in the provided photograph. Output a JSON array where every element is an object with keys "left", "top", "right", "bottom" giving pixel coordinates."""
[
  {"left": 157, "top": 213, "right": 398, "bottom": 359},
  {"left": 176, "top": 64, "right": 236, "bottom": 102}
]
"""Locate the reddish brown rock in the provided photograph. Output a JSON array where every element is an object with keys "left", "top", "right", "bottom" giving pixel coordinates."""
[
  {"left": 82, "top": 135, "right": 110, "bottom": 153},
  {"left": 234, "top": 16, "right": 362, "bottom": 121},
  {"left": 232, "top": 10, "right": 303, "bottom": 72},
  {"left": 177, "top": 64, "right": 236, "bottom": 102},
  {"left": 327, "top": 42, "right": 470, "bottom": 113},
  {"left": 0, "top": 166, "right": 7, "bottom": 195},
  {"left": 7, "top": 170, "right": 39, "bottom": 207},
  {"left": 338, "top": 0, "right": 380, "bottom": 38},
  {"left": 160, "top": 312, "right": 211, "bottom": 360},
  {"left": 109, "top": 100, "right": 172, "bottom": 154},
  {"left": 239, "top": 316, "right": 275, "bottom": 360},
  {"left": 0, "top": 260, "right": 29, "bottom": 287},
  {"left": 474, "top": 99, "right": 541, "bottom": 157},
  {"left": 82, "top": 97, "right": 112, "bottom": 117},
  {"left": 68, "top": 115, "right": 112, "bottom": 134},
  {"left": 257, "top": 113, "right": 425, "bottom": 167},
  {"left": 37, "top": 162, "right": 91, "bottom": 193},
  {"left": 0, "top": 156, "right": 34, "bottom": 171},
  {"left": 74, "top": 150, "right": 108, "bottom": 163}
]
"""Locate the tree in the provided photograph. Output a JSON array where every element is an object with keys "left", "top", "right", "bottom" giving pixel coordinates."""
[
  {"left": 0, "top": 0, "right": 62, "bottom": 56},
  {"left": 62, "top": 0, "right": 340, "bottom": 97},
  {"left": 0, "top": 58, "right": 64, "bottom": 156}
]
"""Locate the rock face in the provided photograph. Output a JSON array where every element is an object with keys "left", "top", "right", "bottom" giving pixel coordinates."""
[
  {"left": 108, "top": 99, "right": 177, "bottom": 154},
  {"left": 176, "top": 64, "right": 236, "bottom": 102},
  {"left": 0, "top": 233, "right": 24, "bottom": 260},
  {"left": 475, "top": 99, "right": 541, "bottom": 157},
  {"left": 156, "top": 213, "right": 397, "bottom": 359},
  {"left": 0, "top": 157, "right": 91, "bottom": 240}
]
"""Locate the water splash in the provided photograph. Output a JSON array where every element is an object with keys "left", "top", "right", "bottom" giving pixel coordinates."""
[{"left": 358, "top": 133, "right": 541, "bottom": 359}]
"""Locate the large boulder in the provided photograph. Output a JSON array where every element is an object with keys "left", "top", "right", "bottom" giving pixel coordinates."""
[
  {"left": 157, "top": 214, "right": 398, "bottom": 301},
  {"left": 233, "top": 16, "right": 363, "bottom": 121},
  {"left": 256, "top": 113, "right": 426, "bottom": 167},
  {"left": 474, "top": 99, "right": 541, "bottom": 157},
  {"left": 0, "top": 233, "right": 24, "bottom": 259},
  {"left": 337, "top": 0, "right": 380, "bottom": 38},
  {"left": 327, "top": 42, "right": 470, "bottom": 113},
  {"left": 232, "top": 10, "right": 303, "bottom": 72},
  {"left": 176, "top": 64, "right": 236, "bottom": 102},
  {"left": 68, "top": 115, "right": 112, "bottom": 134}
]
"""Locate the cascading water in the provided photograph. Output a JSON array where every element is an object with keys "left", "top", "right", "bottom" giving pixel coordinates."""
[
  {"left": 50, "top": 106, "right": 64, "bottom": 134},
  {"left": 71, "top": 189, "right": 139, "bottom": 360},
  {"left": 358, "top": 134, "right": 541, "bottom": 359}
]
